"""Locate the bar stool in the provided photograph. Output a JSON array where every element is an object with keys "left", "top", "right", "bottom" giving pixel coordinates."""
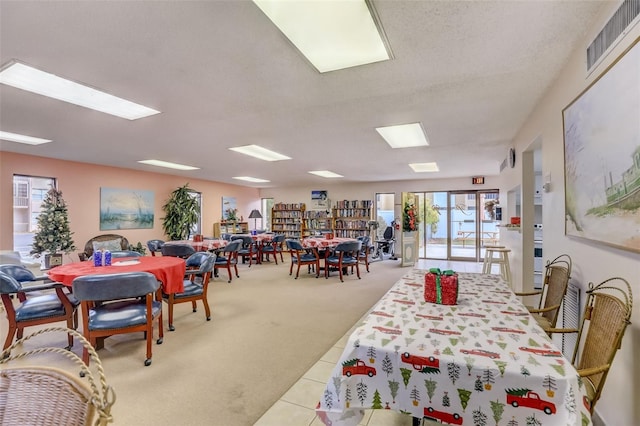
[
  {"left": 482, "top": 245, "right": 505, "bottom": 274},
  {"left": 484, "top": 247, "right": 512, "bottom": 287}
]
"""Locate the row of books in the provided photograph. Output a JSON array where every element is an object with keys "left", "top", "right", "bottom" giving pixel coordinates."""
[
  {"left": 334, "top": 200, "right": 372, "bottom": 209},
  {"left": 273, "top": 203, "right": 305, "bottom": 210}
]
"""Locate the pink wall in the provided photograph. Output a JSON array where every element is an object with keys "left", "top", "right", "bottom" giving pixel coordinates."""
[{"left": 1, "top": 152, "right": 260, "bottom": 260}]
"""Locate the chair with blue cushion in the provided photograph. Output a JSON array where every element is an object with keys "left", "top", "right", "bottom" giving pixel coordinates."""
[
  {"left": 161, "top": 243, "right": 195, "bottom": 259},
  {"left": 162, "top": 252, "right": 215, "bottom": 331},
  {"left": 0, "top": 265, "right": 78, "bottom": 350},
  {"left": 356, "top": 235, "right": 371, "bottom": 272},
  {"left": 72, "top": 271, "right": 163, "bottom": 366},
  {"left": 109, "top": 250, "right": 143, "bottom": 258},
  {"left": 214, "top": 240, "right": 241, "bottom": 283},
  {"left": 260, "top": 234, "right": 285, "bottom": 264},
  {"left": 285, "top": 239, "right": 320, "bottom": 279},
  {"left": 234, "top": 235, "right": 260, "bottom": 267},
  {"left": 146, "top": 239, "right": 165, "bottom": 256},
  {"left": 325, "top": 241, "right": 362, "bottom": 282}
]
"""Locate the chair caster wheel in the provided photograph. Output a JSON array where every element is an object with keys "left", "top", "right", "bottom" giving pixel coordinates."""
[
  {"left": 192, "top": 308, "right": 197, "bottom": 313},
  {"left": 206, "top": 316, "right": 211, "bottom": 321},
  {"left": 144, "top": 359, "right": 152, "bottom": 366},
  {"left": 65, "top": 345, "right": 72, "bottom": 351},
  {"left": 157, "top": 337, "right": 163, "bottom": 344},
  {"left": 168, "top": 325, "right": 175, "bottom": 331}
]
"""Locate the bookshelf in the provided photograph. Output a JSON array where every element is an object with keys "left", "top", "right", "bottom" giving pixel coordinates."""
[
  {"left": 271, "top": 203, "right": 305, "bottom": 239},
  {"left": 332, "top": 200, "right": 372, "bottom": 238},
  {"left": 213, "top": 221, "right": 248, "bottom": 238},
  {"left": 303, "top": 210, "right": 332, "bottom": 237}
]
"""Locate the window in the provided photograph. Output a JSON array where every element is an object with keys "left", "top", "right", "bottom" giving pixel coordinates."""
[{"left": 13, "top": 175, "right": 56, "bottom": 256}]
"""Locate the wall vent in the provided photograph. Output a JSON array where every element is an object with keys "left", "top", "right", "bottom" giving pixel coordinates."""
[
  {"left": 560, "top": 282, "right": 581, "bottom": 358},
  {"left": 587, "top": 0, "right": 640, "bottom": 71}
]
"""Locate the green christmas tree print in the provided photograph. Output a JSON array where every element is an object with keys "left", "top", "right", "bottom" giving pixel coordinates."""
[
  {"left": 400, "top": 367, "right": 412, "bottom": 388},
  {"left": 332, "top": 376, "right": 342, "bottom": 401},
  {"left": 372, "top": 390, "right": 383, "bottom": 409},
  {"left": 490, "top": 399, "right": 505, "bottom": 425},
  {"left": 464, "top": 356, "right": 475, "bottom": 375},
  {"left": 520, "top": 365, "right": 531, "bottom": 377},
  {"left": 425, "top": 378, "right": 437, "bottom": 403},
  {"left": 388, "top": 380, "right": 399, "bottom": 403},
  {"left": 457, "top": 388, "right": 472, "bottom": 411},
  {"left": 494, "top": 361, "right": 507, "bottom": 376},
  {"left": 382, "top": 354, "right": 393, "bottom": 376}
]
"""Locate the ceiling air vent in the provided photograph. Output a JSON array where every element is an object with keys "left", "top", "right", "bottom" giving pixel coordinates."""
[{"left": 587, "top": 0, "right": 640, "bottom": 71}]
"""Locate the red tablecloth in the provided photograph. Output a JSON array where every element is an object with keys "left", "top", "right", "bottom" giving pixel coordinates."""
[
  {"left": 47, "top": 256, "right": 186, "bottom": 294},
  {"left": 302, "top": 237, "right": 356, "bottom": 249},
  {"left": 164, "top": 239, "right": 227, "bottom": 251}
]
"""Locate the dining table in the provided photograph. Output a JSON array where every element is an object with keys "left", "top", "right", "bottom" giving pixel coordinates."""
[
  {"left": 302, "top": 236, "right": 357, "bottom": 249},
  {"left": 316, "top": 269, "right": 592, "bottom": 426},
  {"left": 163, "top": 239, "right": 228, "bottom": 252},
  {"left": 47, "top": 256, "right": 187, "bottom": 294}
]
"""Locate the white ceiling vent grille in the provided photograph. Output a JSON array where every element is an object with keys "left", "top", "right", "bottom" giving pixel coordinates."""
[{"left": 587, "top": 0, "right": 640, "bottom": 71}]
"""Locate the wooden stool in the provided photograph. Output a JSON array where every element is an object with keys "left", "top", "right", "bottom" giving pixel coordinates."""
[
  {"left": 482, "top": 245, "right": 505, "bottom": 274},
  {"left": 484, "top": 247, "right": 512, "bottom": 287}
]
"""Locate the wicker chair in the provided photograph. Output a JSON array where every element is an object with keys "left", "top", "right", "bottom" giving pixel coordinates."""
[
  {"left": 0, "top": 327, "right": 116, "bottom": 426},
  {"left": 515, "top": 254, "right": 572, "bottom": 334},
  {"left": 80, "top": 234, "right": 129, "bottom": 261},
  {"left": 547, "top": 277, "right": 633, "bottom": 414}
]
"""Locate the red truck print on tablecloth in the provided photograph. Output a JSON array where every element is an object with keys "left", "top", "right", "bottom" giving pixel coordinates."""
[
  {"left": 506, "top": 388, "right": 556, "bottom": 415},
  {"left": 372, "top": 326, "right": 402, "bottom": 335},
  {"left": 459, "top": 348, "right": 500, "bottom": 359},
  {"left": 342, "top": 359, "right": 376, "bottom": 377},
  {"left": 518, "top": 346, "right": 562, "bottom": 357},
  {"left": 401, "top": 352, "right": 440, "bottom": 373},
  {"left": 429, "top": 328, "right": 461, "bottom": 336},
  {"left": 491, "top": 327, "right": 526, "bottom": 334},
  {"left": 423, "top": 407, "right": 463, "bottom": 425}
]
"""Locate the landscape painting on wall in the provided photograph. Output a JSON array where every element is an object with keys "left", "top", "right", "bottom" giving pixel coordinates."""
[
  {"left": 100, "top": 188, "right": 154, "bottom": 230},
  {"left": 562, "top": 37, "right": 640, "bottom": 254}
]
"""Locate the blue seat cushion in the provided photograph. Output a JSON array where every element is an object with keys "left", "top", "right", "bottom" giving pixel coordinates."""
[
  {"left": 215, "top": 256, "right": 228, "bottom": 263},
  {"left": 88, "top": 300, "right": 162, "bottom": 330},
  {"left": 166, "top": 281, "right": 203, "bottom": 299},
  {"left": 15, "top": 294, "right": 65, "bottom": 321},
  {"left": 327, "top": 256, "right": 357, "bottom": 265},
  {"left": 294, "top": 253, "right": 317, "bottom": 262}
]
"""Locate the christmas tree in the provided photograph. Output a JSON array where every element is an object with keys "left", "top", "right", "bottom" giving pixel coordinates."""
[{"left": 30, "top": 187, "right": 76, "bottom": 256}]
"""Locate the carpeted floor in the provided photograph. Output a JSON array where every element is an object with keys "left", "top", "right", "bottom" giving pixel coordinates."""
[{"left": 1, "top": 257, "right": 410, "bottom": 425}]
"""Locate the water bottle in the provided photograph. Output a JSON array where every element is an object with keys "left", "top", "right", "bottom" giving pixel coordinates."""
[
  {"left": 94, "top": 250, "right": 102, "bottom": 267},
  {"left": 104, "top": 250, "right": 112, "bottom": 266}
]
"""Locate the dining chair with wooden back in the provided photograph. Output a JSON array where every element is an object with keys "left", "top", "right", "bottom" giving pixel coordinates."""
[
  {"left": 146, "top": 239, "right": 165, "bottom": 256},
  {"left": 235, "top": 235, "right": 260, "bottom": 267},
  {"left": 285, "top": 239, "right": 320, "bottom": 279},
  {"left": 214, "top": 239, "right": 241, "bottom": 283},
  {"left": 515, "top": 254, "right": 572, "bottom": 334},
  {"left": 72, "top": 271, "right": 163, "bottom": 366},
  {"left": 162, "top": 252, "right": 215, "bottom": 331},
  {"left": 260, "top": 234, "right": 285, "bottom": 264},
  {"left": 0, "top": 265, "right": 78, "bottom": 351},
  {"left": 161, "top": 243, "right": 196, "bottom": 259},
  {"left": 325, "top": 240, "right": 362, "bottom": 282},
  {"left": 547, "top": 276, "right": 633, "bottom": 414},
  {"left": 356, "top": 235, "right": 371, "bottom": 273}
]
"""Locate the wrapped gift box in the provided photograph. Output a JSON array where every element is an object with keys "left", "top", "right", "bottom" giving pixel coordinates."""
[{"left": 424, "top": 268, "right": 458, "bottom": 305}]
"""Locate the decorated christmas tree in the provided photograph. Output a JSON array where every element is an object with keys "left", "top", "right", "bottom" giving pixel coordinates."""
[{"left": 30, "top": 187, "right": 76, "bottom": 257}]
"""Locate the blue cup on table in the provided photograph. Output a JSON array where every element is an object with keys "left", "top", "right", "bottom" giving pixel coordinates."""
[{"left": 251, "top": 230, "right": 257, "bottom": 236}]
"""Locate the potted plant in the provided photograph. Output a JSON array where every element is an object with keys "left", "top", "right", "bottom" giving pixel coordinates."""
[
  {"left": 30, "top": 187, "right": 76, "bottom": 268},
  {"left": 162, "top": 183, "right": 200, "bottom": 240},
  {"left": 484, "top": 199, "right": 500, "bottom": 220}
]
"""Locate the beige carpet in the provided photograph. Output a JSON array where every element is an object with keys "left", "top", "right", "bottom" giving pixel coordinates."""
[{"left": 1, "top": 257, "right": 409, "bottom": 425}]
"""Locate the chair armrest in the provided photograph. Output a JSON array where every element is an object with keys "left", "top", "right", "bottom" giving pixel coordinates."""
[
  {"left": 578, "top": 364, "right": 610, "bottom": 378},
  {"left": 515, "top": 290, "right": 542, "bottom": 297},
  {"left": 528, "top": 304, "right": 560, "bottom": 314},
  {"left": 17, "top": 282, "right": 66, "bottom": 294}
]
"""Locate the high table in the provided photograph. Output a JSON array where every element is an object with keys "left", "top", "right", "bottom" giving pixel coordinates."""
[
  {"left": 47, "top": 256, "right": 186, "bottom": 294},
  {"left": 316, "top": 270, "right": 591, "bottom": 426}
]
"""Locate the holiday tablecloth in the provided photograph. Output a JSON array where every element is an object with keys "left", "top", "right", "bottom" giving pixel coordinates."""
[{"left": 317, "top": 270, "right": 591, "bottom": 426}]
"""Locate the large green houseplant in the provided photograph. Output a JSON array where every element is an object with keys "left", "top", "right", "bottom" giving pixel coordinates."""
[{"left": 162, "top": 183, "right": 200, "bottom": 240}]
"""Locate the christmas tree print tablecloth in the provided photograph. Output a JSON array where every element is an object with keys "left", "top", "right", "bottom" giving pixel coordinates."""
[{"left": 317, "top": 270, "right": 591, "bottom": 426}]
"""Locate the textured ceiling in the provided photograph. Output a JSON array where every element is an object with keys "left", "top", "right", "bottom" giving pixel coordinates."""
[{"left": 0, "top": 1, "right": 606, "bottom": 188}]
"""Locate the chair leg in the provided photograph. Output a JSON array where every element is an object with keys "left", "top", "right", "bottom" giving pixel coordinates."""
[
  {"left": 295, "top": 263, "right": 302, "bottom": 279},
  {"left": 203, "top": 296, "right": 211, "bottom": 321},
  {"left": 234, "top": 264, "right": 239, "bottom": 278},
  {"left": 3, "top": 325, "right": 17, "bottom": 351},
  {"left": 289, "top": 259, "right": 294, "bottom": 276},
  {"left": 168, "top": 295, "right": 175, "bottom": 331}
]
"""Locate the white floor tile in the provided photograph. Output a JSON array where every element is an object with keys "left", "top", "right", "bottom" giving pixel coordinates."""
[
  {"left": 254, "top": 400, "right": 317, "bottom": 426},
  {"left": 280, "top": 377, "right": 328, "bottom": 409}
]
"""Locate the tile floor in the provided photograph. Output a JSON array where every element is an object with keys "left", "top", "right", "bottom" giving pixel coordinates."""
[{"left": 254, "top": 260, "right": 484, "bottom": 426}]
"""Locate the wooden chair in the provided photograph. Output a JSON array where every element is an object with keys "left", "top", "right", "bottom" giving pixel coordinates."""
[
  {"left": 146, "top": 239, "right": 165, "bottom": 256},
  {"left": 214, "top": 239, "right": 241, "bottom": 283},
  {"left": 260, "top": 234, "right": 285, "bottom": 264},
  {"left": 235, "top": 235, "right": 260, "bottom": 267},
  {"left": 356, "top": 235, "right": 371, "bottom": 272},
  {"left": 0, "top": 265, "right": 78, "bottom": 351},
  {"left": 285, "top": 239, "right": 320, "bottom": 279},
  {"left": 72, "top": 271, "right": 163, "bottom": 366},
  {"left": 81, "top": 234, "right": 129, "bottom": 261},
  {"left": 547, "top": 277, "right": 633, "bottom": 414},
  {"left": 325, "top": 241, "right": 362, "bottom": 282},
  {"left": 0, "top": 327, "right": 116, "bottom": 426},
  {"left": 161, "top": 243, "right": 196, "bottom": 259},
  {"left": 515, "top": 254, "right": 572, "bottom": 334},
  {"left": 162, "top": 252, "right": 215, "bottom": 331}
]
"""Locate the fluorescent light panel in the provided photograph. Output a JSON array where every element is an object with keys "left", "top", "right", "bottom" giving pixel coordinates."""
[
  {"left": 409, "top": 162, "right": 439, "bottom": 173},
  {"left": 138, "top": 160, "right": 199, "bottom": 171},
  {"left": 229, "top": 144, "right": 291, "bottom": 161},
  {"left": 0, "top": 62, "right": 160, "bottom": 120},
  {"left": 0, "top": 131, "right": 51, "bottom": 145},
  {"left": 308, "top": 170, "right": 343, "bottom": 178},
  {"left": 253, "top": 0, "right": 390, "bottom": 73},
  {"left": 376, "top": 122, "right": 429, "bottom": 148},
  {"left": 233, "top": 176, "right": 270, "bottom": 183}
]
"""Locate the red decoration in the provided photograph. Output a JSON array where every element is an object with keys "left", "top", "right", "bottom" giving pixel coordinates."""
[{"left": 425, "top": 269, "right": 458, "bottom": 305}]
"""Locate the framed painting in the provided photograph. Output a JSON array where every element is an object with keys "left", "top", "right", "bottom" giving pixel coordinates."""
[
  {"left": 222, "top": 196, "right": 237, "bottom": 221},
  {"left": 563, "top": 37, "right": 640, "bottom": 253},
  {"left": 311, "top": 190, "right": 328, "bottom": 209},
  {"left": 100, "top": 188, "right": 154, "bottom": 230}
]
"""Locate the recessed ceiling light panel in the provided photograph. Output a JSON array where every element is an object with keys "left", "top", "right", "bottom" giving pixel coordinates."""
[
  {"left": 409, "top": 162, "right": 439, "bottom": 173},
  {"left": 232, "top": 176, "right": 271, "bottom": 183},
  {"left": 0, "top": 131, "right": 51, "bottom": 145},
  {"left": 376, "top": 122, "right": 429, "bottom": 148},
  {"left": 0, "top": 61, "right": 160, "bottom": 120},
  {"left": 308, "top": 170, "right": 343, "bottom": 178},
  {"left": 229, "top": 144, "right": 291, "bottom": 161},
  {"left": 138, "top": 160, "right": 199, "bottom": 171},
  {"left": 253, "top": 0, "right": 391, "bottom": 73}
]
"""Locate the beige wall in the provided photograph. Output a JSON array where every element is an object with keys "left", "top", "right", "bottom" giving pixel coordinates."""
[
  {"left": 498, "top": 4, "right": 640, "bottom": 424},
  {"left": 1, "top": 152, "right": 260, "bottom": 262}
]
